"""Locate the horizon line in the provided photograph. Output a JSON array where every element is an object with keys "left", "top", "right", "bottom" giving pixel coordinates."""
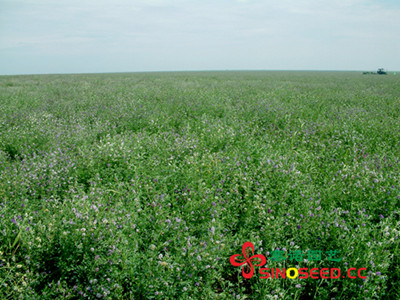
[{"left": 0, "top": 68, "right": 397, "bottom": 77}]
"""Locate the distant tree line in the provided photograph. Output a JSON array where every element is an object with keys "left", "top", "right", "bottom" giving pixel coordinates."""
[{"left": 363, "top": 68, "right": 387, "bottom": 75}]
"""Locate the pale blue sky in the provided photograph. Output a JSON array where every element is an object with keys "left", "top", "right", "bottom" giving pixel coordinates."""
[{"left": 1, "top": 0, "right": 399, "bottom": 75}]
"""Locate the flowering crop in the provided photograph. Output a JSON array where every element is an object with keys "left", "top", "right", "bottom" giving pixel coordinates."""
[{"left": 0, "top": 71, "right": 399, "bottom": 299}]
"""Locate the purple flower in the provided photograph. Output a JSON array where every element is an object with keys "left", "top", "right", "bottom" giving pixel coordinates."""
[
  {"left": 11, "top": 218, "right": 17, "bottom": 224},
  {"left": 380, "top": 214, "right": 384, "bottom": 219}
]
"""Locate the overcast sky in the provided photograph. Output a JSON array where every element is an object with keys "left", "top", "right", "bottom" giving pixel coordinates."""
[{"left": 1, "top": 0, "right": 399, "bottom": 75}]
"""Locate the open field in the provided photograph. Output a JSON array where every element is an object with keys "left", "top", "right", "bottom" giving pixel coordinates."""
[{"left": 0, "top": 71, "right": 399, "bottom": 299}]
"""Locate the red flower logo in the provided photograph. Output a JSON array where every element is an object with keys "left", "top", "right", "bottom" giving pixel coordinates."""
[{"left": 230, "top": 242, "right": 266, "bottom": 279}]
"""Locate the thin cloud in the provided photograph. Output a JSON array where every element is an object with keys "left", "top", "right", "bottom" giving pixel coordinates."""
[{"left": 0, "top": 0, "right": 399, "bottom": 74}]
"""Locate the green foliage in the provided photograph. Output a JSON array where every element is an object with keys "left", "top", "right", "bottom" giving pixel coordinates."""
[{"left": 0, "top": 71, "right": 399, "bottom": 299}]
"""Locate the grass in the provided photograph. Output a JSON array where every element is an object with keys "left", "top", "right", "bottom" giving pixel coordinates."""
[{"left": 0, "top": 71, "right": 399, "bottom": 299}]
